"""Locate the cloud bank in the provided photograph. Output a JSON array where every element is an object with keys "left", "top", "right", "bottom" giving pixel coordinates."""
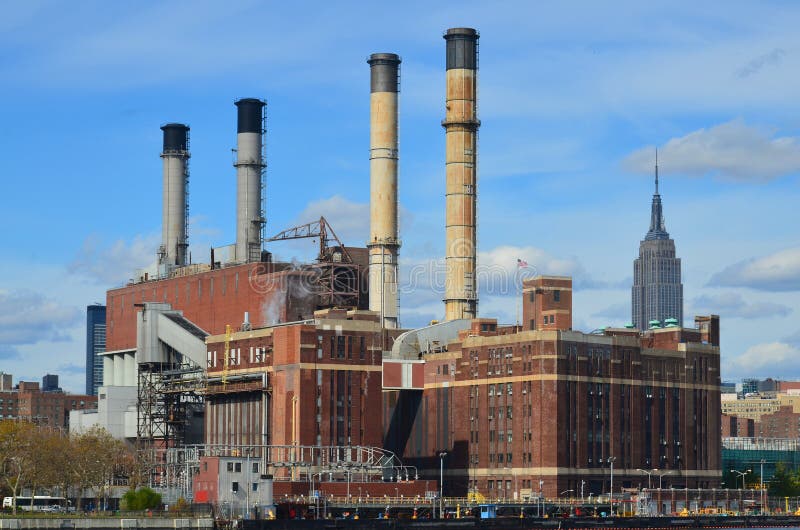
[
  {"left": 708, "top": 247, "right": 800, "bottom": 291},
  {"left": 624, "top": 120, "right": 800, "bottom": 182}
]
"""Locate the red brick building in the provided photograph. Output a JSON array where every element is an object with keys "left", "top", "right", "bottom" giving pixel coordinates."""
[
  {"left": 383, "top": 277, "right": 722, "bottom": 499},
  {"left": 0, "top": 379, "right": 96, "bottom": 428},
  {"left": 106, "top": 251, "right": 369, "bottom": 352}
]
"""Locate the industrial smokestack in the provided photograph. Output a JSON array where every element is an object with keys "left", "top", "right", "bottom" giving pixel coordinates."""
[
  {"left": 367, "top": 53, "right": 401, "bottom": 329},
  {"left": 159, "top": 123, "right": 190, "bottom": 267},
  {"left": 443, "top": 28, "right": 480, "bottom": 321},
  {"left": 234, "top": 98, "right": 266, "bottom": 263}
]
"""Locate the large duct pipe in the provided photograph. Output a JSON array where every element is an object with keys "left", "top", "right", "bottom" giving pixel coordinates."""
[
  {"left": 234, "top": 98, "right": 266, "bottom": 263},
  {"left": 160, "top": 123, "right": 190, "bottom": 267},
  {"left": 443, "top": 28, "right": 479, "bottom": 321},
  {"left": 367, "top": 53, "right": 401, "bottom": 329}
]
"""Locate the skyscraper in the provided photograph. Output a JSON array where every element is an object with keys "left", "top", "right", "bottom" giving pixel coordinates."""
[
  {"left": 632, "top": 155, "right": 683, "bottom": 329},
  {"left": 85, "top": 304, "right": 106, "bottom": 396}
]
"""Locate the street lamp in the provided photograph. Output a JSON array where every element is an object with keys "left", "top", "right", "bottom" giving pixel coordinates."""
[
  {"left": 438, "top": 451, "right": 448, "bottom": 519},
  {"left": 731, "top": 469, "right": 751, "bottom": 490},
  {"left": 636, "top": 468, "right": 655, "bottom": 490},
  {"left": 608, "top": 457, "right": 617, "bottom": 517},
  {"left": 581, "top": 480, "right": 586, "bottom": 502}
]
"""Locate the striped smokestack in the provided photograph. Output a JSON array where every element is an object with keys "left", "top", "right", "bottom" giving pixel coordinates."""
[
  {"left": 159, "top": 123, "right": 190, "bottom": 267},
  {"left": 367, "top": 53, "right": 401, "bottom": 329},
  {"left": 442, "top": 28, "right": 479, "bottom": 321}
]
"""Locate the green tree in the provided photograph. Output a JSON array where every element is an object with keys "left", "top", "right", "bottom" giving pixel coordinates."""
[
  {"left": 121, "top": 487, "right": 162, "bottom": 511},
  {"left": 769, "top": 463, "right": 800, "bottom": 498}
]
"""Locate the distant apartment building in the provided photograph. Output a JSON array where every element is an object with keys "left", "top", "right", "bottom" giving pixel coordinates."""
[
  {"left": 720, "top": 381, "right": 800, "bottom": 439},
  {"left": 0, "top": 374, "right": 97, "bottom": 428},
  {"left": 86, "top": 304, "right": 107, "bottom": 396}
]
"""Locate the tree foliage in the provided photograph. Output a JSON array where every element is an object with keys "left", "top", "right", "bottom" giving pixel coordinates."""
[
  {"left": 121, "top": 487, "right": 162, "bottom": 511},
  {"left": 0, "top": 420, "right": 134, "bottom": 513},
  {"left": 769, "top": 463, "right": 800, "bottom": 498}
]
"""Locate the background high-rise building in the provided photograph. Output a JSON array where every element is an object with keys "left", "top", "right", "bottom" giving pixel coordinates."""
[
  {"left": 85, "top": 304, "right": 106, "bottom": 396},
  {"left": 632, "top": 157, "right": 683, "bottom": 329}
]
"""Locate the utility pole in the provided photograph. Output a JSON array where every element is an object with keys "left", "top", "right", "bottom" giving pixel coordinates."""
[{"left": 609, "top": 457, "right": 617, "bottom": 516}]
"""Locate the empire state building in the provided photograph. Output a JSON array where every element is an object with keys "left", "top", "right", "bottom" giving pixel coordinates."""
[{"left": 632, "top": 156, "right": 683, "bottom": 329}]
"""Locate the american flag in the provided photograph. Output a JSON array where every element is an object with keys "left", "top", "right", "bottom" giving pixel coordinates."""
[{"left": 517, "top": 258, "right": 529, "bottom": 268}]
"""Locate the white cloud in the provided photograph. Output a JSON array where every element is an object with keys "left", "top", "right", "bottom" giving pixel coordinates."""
[
  {"left": 708, "top": 247, "right": 800, "bottom": 291},
  {"left": 0, "top": 290, "right": 82, "bottom": 358},
  {"left": 725, "top": 342, "right": 800, "bottom": 379},
  {"left": 68, "top": 233, "right": 159, "bottom": 285},
  {"left": 292, "top": 195, "right": 369, "bottom": 248},
  {"left": 690, "top": 292, "right": 792, "bottom": 319},
  {"left": 623, "top": 120, "right": 800, "bottom": 182}
]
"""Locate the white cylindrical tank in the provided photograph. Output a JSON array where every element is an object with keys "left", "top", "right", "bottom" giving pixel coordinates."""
[
  {"left": 103, "top": 355, "right": 114, "bottom": 387},
  {"left": 367, "top": 53, "right": 401, "bottom": 329},
  {"left": 234, "top": 99, "right": 266, "bottom": 263},
  {"left": 160, "top": 124, "right": 190, "bottom": 267},
  {"left": 113, "top": 354, "right": 124, "bottom": 386}
]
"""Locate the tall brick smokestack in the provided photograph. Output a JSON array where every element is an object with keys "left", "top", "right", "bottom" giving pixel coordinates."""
[
  {"left": 443, "top": 28, "right": 479, "bottom": 321},
  {"left": 367, "top": 53, "right": 401, "bottom": 329}
]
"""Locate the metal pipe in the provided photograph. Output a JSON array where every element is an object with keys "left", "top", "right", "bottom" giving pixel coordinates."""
[
  {"left": 367, "top": 53, "right": 401, "bottom": 329},
  {"left": 234, "top": 98, "right": 266, "bottom": 263},
  {"left": 160, "top": 123, "right": 190, "bottom": 267},
  {"left": 442, "top": 28, "right": 479, "bottom": 321}
]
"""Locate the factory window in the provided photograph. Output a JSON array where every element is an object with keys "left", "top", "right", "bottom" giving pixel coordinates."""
[
  {"left": 234, "top": 462, "right": 241, "bottom": 472},
  {"left": 530, "top": 319, "right": 536, "bottom": 330},
  {"left": 227, "top": 462, "right": 234, "bottom": 472},
  {"left": 337, "top": 336, "right": 346, "bottom": 358},
  {"left": 488, "top": 480, "right": 494, "bottom": 490},
  {"left": 232, "top": 482, "right": 239, "bottom": 493},
  {"left": 330, "top": 337, "right": 335, "bottom": 359},
  {"left": 252, "top": 483, "right": 258, "bottom": 492},
  {"left": 359, "top": 336, "right": 365, "bottom": 360},
  {"left": 554, "top": 290, "right": 560, "bottom": 302},
  {"left": 543, "top": 316, "right": 548, "bottom": 326},
  {"left": 252, "top": 462, "right": 259, "bottom": 473}
]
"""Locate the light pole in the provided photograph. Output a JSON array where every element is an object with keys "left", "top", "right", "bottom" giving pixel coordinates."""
[
  {"left": 581, "top": 480, "right": 585, "bottom": 502},
  {"left": 760, "top": 460, "right": 765, "bottom": 514},
  {"left": 608, "top": 457, "right": 617, "bottom": 517},
  {"left": 637, "top": 468, "right": 655, "bottom": 490},
  {"left": 731, "top": 469, "right": 751, "bottom": 490},
  {"left": 439, "top": 451, "right": 447, "bottom": 518}
]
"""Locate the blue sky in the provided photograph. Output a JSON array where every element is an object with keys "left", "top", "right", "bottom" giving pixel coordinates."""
[{"left": 1, "top": 1, "right": 799, "bottom": 392}]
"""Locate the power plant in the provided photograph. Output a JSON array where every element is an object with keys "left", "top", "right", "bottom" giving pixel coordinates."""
[{"left": 72, "top": 26, "right": 722, "bottom": 516}]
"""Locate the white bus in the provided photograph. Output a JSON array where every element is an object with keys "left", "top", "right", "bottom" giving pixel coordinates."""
[{"left": 2, "top": 496, "right": 66, "bottom": 512}]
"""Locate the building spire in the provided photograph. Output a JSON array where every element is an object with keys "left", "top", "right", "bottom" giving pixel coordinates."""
[
  {"left": 646, "top": 148, "right": 668, "bottom": 240},
  {"left": 655, "top": 147, "right": 659, "bottom": 195}
]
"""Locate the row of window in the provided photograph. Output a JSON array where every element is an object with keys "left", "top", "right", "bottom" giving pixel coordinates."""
[{"left": 226, "top": 461, "right": 259, "bottom": 473}]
